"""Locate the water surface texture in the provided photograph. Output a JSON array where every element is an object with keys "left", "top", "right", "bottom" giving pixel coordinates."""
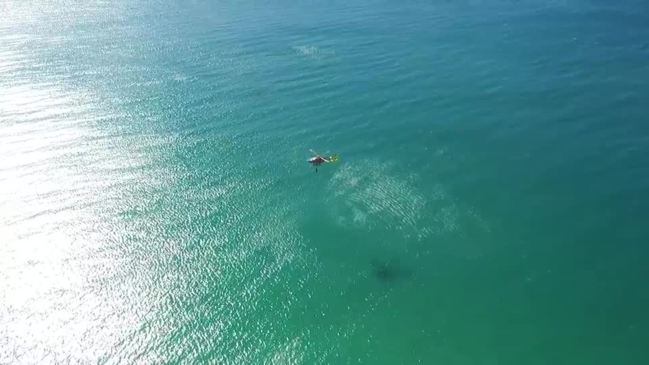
[{"left": 2, "top": 0, "right": 648, "bottom": 363}]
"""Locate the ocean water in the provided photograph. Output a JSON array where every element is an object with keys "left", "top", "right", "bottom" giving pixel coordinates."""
[{"left": 1, "top": 0, "right": 648, "bottom": 363}]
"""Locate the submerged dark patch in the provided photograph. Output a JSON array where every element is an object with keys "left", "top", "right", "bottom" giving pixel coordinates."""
[{"left": 370, "top": 259, "right": 411, "bottom": 283}]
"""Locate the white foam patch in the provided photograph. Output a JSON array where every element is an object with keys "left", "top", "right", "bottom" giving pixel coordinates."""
[
  {"left": 328, "top": 161, "right": 491, "bottom": 239},
  {"left": 172, "top": 73, "right": 188, "bottom": 82},
  {"left": 432, "top": 204, "right": 460, "bottom": 234},
  {"left": 329, "top": 161, "right": 427, "bottom": 236},
  {"left": 292, "top": 45, "right": 320, "bottom": 56},
  {"left": 267, "top": 336, "right": 305, "bottom": 365},
  {"left": 291, "top": 45, "right": 334, "bottom": 59}
]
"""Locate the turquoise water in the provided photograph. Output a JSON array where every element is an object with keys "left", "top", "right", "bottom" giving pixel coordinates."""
[{"left": 2, "top": 0, "right": 648, "bottom": 363}]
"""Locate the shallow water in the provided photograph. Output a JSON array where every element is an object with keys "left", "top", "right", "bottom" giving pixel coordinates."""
[{"left": 2, "top": 0, "right": 648, "bottom": 363}]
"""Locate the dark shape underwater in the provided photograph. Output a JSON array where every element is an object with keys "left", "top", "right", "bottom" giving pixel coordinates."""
[{"left": 370, "top": 259, "right": 412, "bottom": 283}]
